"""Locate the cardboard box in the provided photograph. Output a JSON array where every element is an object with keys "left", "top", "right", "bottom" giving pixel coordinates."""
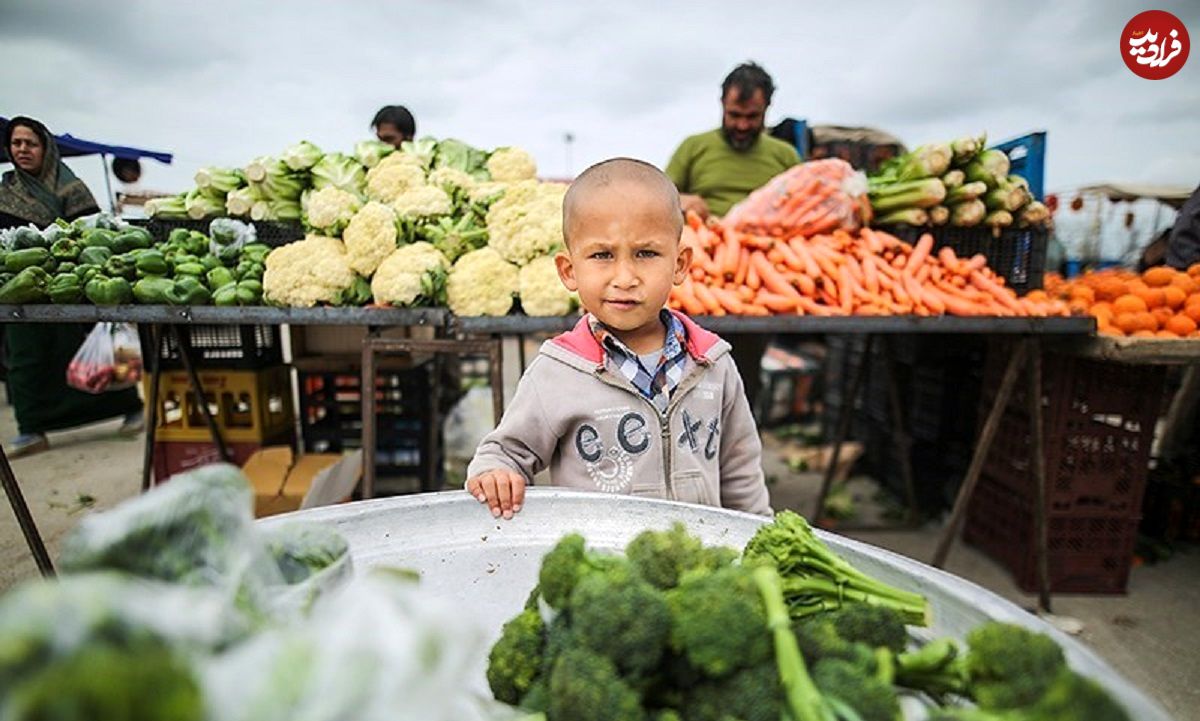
[{"left": 244, "top": 446, "right": 363, "bottom": 518}]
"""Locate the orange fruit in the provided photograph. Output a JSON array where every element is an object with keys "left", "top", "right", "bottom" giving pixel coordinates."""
[
  {"left": 1131, "top": 330, "right": 1157, "bottom": 338},
  {"left": 1112, "top": 294, "right": 1148, "bottom": 315},
  {"left": 1163, "top": 286, "right": 1188, "bottom": 310},
  {"left": 1165, "top": 314, "right": 1198, "bottom": 336},
  {"left": 1025, "top": 290, "right": 1049, "bottom": 302},
  {"left": 1069, "top": 285, "right": 1095, "bottom": 304},
  {"left": 1157, "top": 330, "right": 1178, "bottom": 338},
  {"left": 1138, "top": 287, "right": 1167, "bottom": 309},
  {"left": 1115, "top": 313, "right": 1140, "bottom": 333},
  {"left": 1189, "top": 262, "right": 1200, "bottom": 278},
  {"left": 1171, "top": 275, "right": 1199, "bottom": 294},
  {"left": 1153, "top": 307, "right": 1175, "bottom": 327},
  {"left": 1143, "top": 266, "right": 1176, "bottom": 287},
  {"left": 1091, "top": 301, "right": 1114, "bottom": 320},
  {"left": 1094, "top": 278, "right": 1128, "bottom": 302},
  {"left": 1186, "top": 304, "right": 1200, "bottom": 324}
]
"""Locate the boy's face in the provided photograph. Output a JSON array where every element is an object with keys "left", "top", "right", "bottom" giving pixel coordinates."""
[{"left": 556, "top": 180, "right": 692, "bottom": 353}]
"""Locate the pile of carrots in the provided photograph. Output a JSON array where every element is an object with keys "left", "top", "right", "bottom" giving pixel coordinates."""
[
  {"left": 669, "top": 212, "right": 1069, "bottom": 318},
  {"left": 1043, "top": 265, "right": 1200, "bottom": 338}
]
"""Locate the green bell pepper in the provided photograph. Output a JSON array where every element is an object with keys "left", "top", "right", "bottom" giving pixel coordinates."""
[
  {"left": 75, "top": 264, "right": 104, "bottom": 284},
  {"left": 201, "top": 254, "right": 222, "bottom": 272},
  {"left": 236, "top": 279, "right": 263, "bottom": 305},
  {"left": 185, "top": 231, "right": 210, "bottom": 257},
  {"left": 57, "top": 261, "right": 77, "bottom": 275},
  {"left": 206, "top": 266, "right": 236, "bottom": 291},
  {"left": 212, "top": 282, "right": 239, "bottom": 306},
  {"left": 81, "top": 228, "right": 118, "bottom": 250},
  {"left": 133, "top": 276, "right": 178, "bottom": 305},
  {"left": 112, "top": 227, "right": 152, "bottom": 253},
  {"left": 173, "top": 261, "right": 206, "bottom": 277},
  {"left": 5, "top": 247, "right": 51, "bottom": 273},
  {"left": 84, "top": 276, "right": 133, "bottom": 305},
  {"left": 167, "top": 228, "right": 192, "bottom": 247},
  {"left": 235, "top": 260, "right": 265, "bottom": 281},
  {"left": 240, "top": 243, "right": 271, "bottom": 263},
  {"left": 103, "top": 253, "right": 138, "bottom": 281},
  {"left": 0, "top": 272, "right": 13, "bottom": 288},
  {"left": 135, "top": 249, "right": 169, "bottom": 277},
  {"left": 48, "top": 272, "right": 84, "bottom": 304},
  {"left": 172, "top": 275, "right": 211, "bottom": 305},
  {"left": 50, "top": 238, "right": 81, "bottom": 262},
  {"left": 0, "top": 267, "right": 51, "bottom": 304},
  {"left": 78, "top": 246, "right": 113, "bottom": 267}
]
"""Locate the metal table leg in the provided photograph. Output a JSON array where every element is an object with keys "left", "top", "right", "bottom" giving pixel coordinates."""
[
  {"left": 490, "top": 335, "right": 505, "bottom": 424},
  {"left": 812, "top": 334, "right": 874, "bottom": 521},
  {"left": 171, "top": 325, "right": 230, "bottom": 463},
  {"left": 882, "top": 337, "right": 921, "bottom": 526},
  {"left": 1026, "top": 341, "right": 1052, "bottom": 612},
  {"left": 141, "top": 324, "right": 162, "bottom": 491},
  {"left": 361, "top": 328, "right": 379, "bottom": 500},
  {"left": 932, "top": 338, "right": 1029, "bottom": 568},
  {"left": 0, "top": 443, "right": 54, "bottom": 576}
]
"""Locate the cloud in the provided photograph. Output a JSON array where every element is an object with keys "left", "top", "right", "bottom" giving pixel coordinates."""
[{"left": 3, "top": 0, "right": 1197, "bottom": 204}]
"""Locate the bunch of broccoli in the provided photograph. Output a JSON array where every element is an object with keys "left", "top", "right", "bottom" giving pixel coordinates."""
[{"left": 487, "top": 518, "right": 1133, "bottom": 721}]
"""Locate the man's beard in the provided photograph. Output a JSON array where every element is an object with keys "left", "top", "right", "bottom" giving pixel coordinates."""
[{"left": 722, "top": 125, "right": 760, "bottom": 152}]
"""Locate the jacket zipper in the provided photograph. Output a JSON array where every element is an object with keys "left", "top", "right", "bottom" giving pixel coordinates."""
[{"left": 593, "top": 362, "right": 711, "bottom": 501}]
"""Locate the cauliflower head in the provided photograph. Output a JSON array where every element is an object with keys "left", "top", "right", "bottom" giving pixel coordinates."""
[
  {"left": 392, "top": 184, "right": 454, "bottom": 219},
  {"left": 519, "top": 254, "right": 577, "bottom": 316},
  {"left": 469, "top": 181, "right": 509, "bottom": 206},
  {"left": 366, "top": 153, "right": 428, "bottom": 203},
  {"left": 371, "top": 241, "right": 450, "bottom": 307},
  {"left": 343, "top": 201, "right": 399, "bottom": 276},
  {"left": 427, "top": 166, "right": 477, "bottom": 192},
  {"left": 303, "top": 186, "right": 361, "bottom": 236},
  {"left": 263, "top": 235, "right": 356, "bottom": 307},
  {"left": 486, "top": 147, "right": 537, "bottom": 182},
  {"left": 486, "top": 181, "right": 566, "bottom": 266},
  {"left": 447, "top": 247, "right": 519, "bottom": 316}
]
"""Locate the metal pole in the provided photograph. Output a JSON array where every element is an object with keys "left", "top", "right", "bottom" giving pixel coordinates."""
[
  {"left": 171, "top": 325, "right": 230, "bottom": 463},
  {"left": 1026, "top": 341, "right": 1052, "bottom": 612},
  {"left": 933, "top": 339, "right": 1028, "bottom": 568},
  {"left": 882, "top": 338, "right": 921, "bottom": 526},
  {"left": 99, "top": 153, "right": 116, "bottom": 214},
  {"left": 0, "top": 444, "right": 54, "bottom": 576},
  {"left": 141, "top": 324, "right": 162, "bottom": 491},
  {"left": 490, "top": 336, "right": 505, "bottom": 425},
  {"left": 812, "top": 335, "right": 874, "bottom": 521},
  {"left": 361, "top": 330, "right": 378, "bottom": 499}
]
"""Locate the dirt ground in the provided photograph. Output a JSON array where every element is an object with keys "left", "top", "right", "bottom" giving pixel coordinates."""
[{"left": 1, "top": 407, "right": 1196, "bottom": 719}]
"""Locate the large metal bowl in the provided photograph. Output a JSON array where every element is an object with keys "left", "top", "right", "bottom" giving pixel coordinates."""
[{"left": 261, "top": 489, "right": 1172, "bottom": 720}]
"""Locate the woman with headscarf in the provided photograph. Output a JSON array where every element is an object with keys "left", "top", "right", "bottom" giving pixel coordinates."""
[{"left": 1, "top": 116, "right": 143, "bottom": 457}]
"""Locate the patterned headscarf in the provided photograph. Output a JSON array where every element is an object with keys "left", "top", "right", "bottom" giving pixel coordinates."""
[{"left": 1, "top": 116, "right": 99, "bottom": 226}]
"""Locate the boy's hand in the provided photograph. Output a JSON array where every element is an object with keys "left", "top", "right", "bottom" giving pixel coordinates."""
[{"left": 467, "top": 468, "right": 526, "bottom": 520}]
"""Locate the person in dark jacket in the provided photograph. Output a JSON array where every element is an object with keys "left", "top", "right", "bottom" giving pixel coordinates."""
[
  {"left": 0, "top": 116, "right": 143, "bottom": 457},
  {"left": 1165, "top": 183, "right": 1200, "bottom": 270}
]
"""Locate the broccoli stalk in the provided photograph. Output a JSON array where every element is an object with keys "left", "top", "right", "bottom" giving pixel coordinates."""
[
  {"left": 751, "top": 564, "right": 829, "bottom": 721},
  {"left": 895, "top": 637, "right": 969, "bottom": 697},
  {"left": 744, "top": 511, "right": 930, "bottom": 626},
  {"left": 927, "top": 670, "right": 1131, "bottom": 721}
]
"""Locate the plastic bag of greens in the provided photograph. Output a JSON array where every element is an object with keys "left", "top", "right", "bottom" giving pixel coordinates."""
[
  {"left": 257, "top": 521, "right": 354, "bottom": 617},
  {"left": 66, "top": 322, "right": 143, "bottom": 394},
  {"left": 208, "top": 217, "right": 257, "bottom": 260},
  {"left": 201, "top": 570, "right": 517, "bottom": 721},
  {"left": 723, "top": 158, "right": 870, "bottom": 236},
  {"left": 0, "top": 572, "right": 254, "bottom": 721}
]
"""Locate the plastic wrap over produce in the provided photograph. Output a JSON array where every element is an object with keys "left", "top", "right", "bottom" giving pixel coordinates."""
[{"left": 723, "top": 158, "right": 871, "bottom": 237}]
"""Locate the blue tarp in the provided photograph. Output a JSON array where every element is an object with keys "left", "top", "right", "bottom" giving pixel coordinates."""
[{"left": 0, "top": 116, "right": 172, "bottom": 164}]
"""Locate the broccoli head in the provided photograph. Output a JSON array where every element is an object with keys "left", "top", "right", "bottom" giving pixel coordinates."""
[
  {"left": 537, "top": 533, "right": 621, "bottom": 611},
  {"left": 812, "top": 658, "right": 900, "bottom": 721},
  {"left": 926, "top": 670, "right": 1130, "bottom": 721},
  {"left": 666, "top": 566, "right": 772, "bottom": 678},
  {"left": 680, "top": 662, "right": 782, "bottom": 721},
  {"left": 487, "top": 608, "right": 546, "bottom": 705},
  {"left": 827, "top": 603, "right": 908, "bottom": 654},
  {"left": 965, "top": 622, "right": 1065, "bottom": 709},
  {"left": 793, "top": 616, "right": 878, "bottom": 671},
  {"left": 571, "top": 564, "right": 671, "bottom": 677},
  {"left": 626, "top": 523, "right": 738, "bottom": 591},
  {"left": 547, "top": 647, "right": 645, "bottom": 721}
]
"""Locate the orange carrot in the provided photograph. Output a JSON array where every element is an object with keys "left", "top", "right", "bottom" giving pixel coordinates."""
[
  {"left": 734, "top": 247, "right": 750, "bottom": 286},
  {"left": 692, "top": 281, "right": 723, "bottom": 315},
  {"left": 737, "top": 285, "right": 755, "bottom": 303},
  {"left": 970, "top": 270, "right": 1024, "bottom": 314},
  {"left": 724, "top": 229, "right": 740, "bottom": 276},
  {"left": 711, "top": 286, "right": 746, "bottom": 315},
  {"left": 788, "top": 238, "right": 822, "bottom": 277},
  {"left": 674, "top": 279, "right": 706, "bottom": 315},
  {"left": 746, "top": 260, "right": 762, "bottom": 291},
  {"left": 793, "top": 273, "right": 817, "bottom": 297},
  {"left": 861, "top": 253, "right": 880, "bottom": 294},
  {"left": 756, "top": 290, "right": 801, "bottom": 313},
  {"left": 838, "top": 266, "right": 856, "bottom": 314},
  {"left": 937, "top": 246, "right": 958, "bottom": 268},
  {"left": 750, "top": 252, "right": 800, "bottom": 298},
  {"left": 797, "top": 296, "right": 836, "bottom": 316},
  {"left": 906, "top": 233, "right": 934, "bottom": 273}
]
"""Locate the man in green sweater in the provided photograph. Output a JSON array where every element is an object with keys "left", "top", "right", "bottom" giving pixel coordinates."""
[{"left": 666, "top": 62, "right": 800, "bottom": 218}]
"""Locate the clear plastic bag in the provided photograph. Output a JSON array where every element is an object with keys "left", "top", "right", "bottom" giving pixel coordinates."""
[
  {"left": 208, "top": 218, "right": 257, "bottom": 261},
  {"left": 65, "top": 322, "right": 144, "bottom": 394},
  {"left": 724, "top": 158, "right": 871, "bottom": 237}
]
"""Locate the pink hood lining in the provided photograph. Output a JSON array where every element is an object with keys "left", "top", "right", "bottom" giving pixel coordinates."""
[{"left": 550, "top": 310, "right": 722, "bottom": 366}]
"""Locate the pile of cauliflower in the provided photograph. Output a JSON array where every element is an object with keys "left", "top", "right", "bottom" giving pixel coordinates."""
[{"left": 261, "top": 140, "right": 576, "bottom": 317}]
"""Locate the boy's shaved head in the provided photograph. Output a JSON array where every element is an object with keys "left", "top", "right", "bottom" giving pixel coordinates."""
[{"left": 563, "top": 157, "right": 683, "bottom": 246}]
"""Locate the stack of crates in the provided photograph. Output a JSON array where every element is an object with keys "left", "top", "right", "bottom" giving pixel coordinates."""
[
  {"left": 964, "top": 346, "right": 1167, "bottom": 593},
  {"left": 296, "top": 360, "right": 435, "bottom": 481},
  {"left": 147, "top": 325, "right": 293, "bottom": 482}
]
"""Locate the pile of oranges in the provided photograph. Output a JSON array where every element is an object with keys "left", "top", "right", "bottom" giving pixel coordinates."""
[{"left": 1043, "top": 264, "right": 1200, "bottom": 338}]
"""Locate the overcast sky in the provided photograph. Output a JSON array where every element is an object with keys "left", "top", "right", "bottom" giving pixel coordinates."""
[{"left": 3, "top": 0, "right": 1198, "bottom": 208}]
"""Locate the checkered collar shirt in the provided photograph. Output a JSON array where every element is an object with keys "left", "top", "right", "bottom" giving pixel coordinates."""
[{"left": 587, "top": 309, "right": 689, "bottom": 414}]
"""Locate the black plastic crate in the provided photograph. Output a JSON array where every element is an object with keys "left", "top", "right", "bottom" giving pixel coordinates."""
[
  {"left": 153, "top": 324, "right": 283, "bottom": 369},
  {"left": 130, "top": 218, "right": 304, "bottom": 248},
  {"left": 876, "top": 224, "right": 1047, "bottom": 294},
  {"left": 303, "top": 425, "right": 429, "bottom": 476},
  {"left": 297, "top": 366, "right": 433, "bottom": 429}
]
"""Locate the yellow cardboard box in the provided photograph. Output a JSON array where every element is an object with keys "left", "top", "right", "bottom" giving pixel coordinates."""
[{"left": 243, "top": 446, "right": 362, "bottom": 518}]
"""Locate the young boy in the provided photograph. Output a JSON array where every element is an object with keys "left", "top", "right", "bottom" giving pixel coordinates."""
[{"left": 466, "top": 158, "right": 771, "bottom": 519}]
